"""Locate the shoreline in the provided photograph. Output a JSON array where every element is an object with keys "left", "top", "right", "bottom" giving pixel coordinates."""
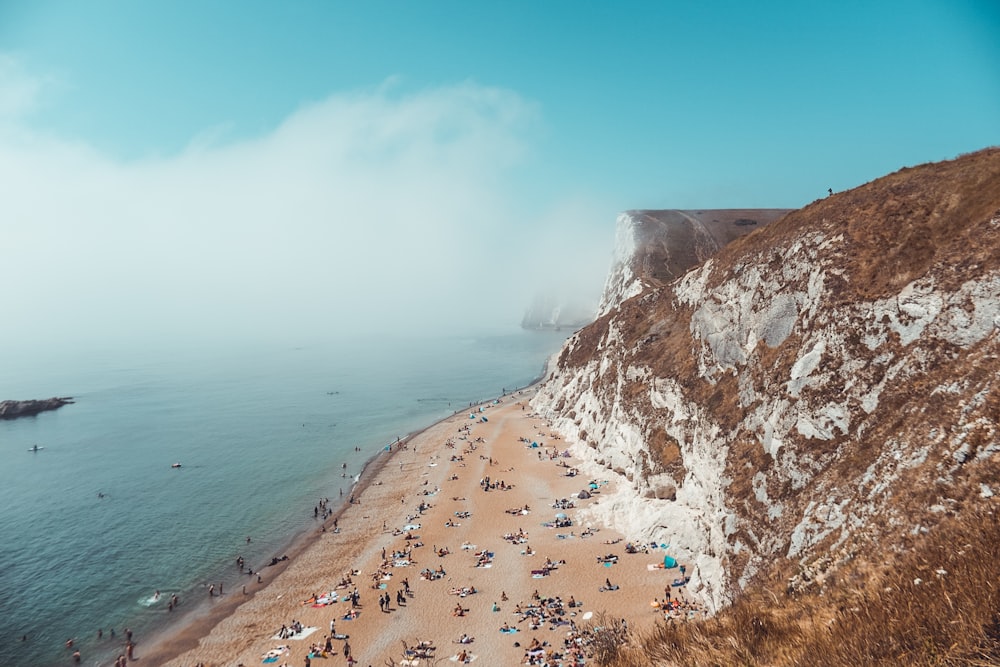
[
  {"left": 137, "top": 383, "right": 543, "bottom": 666},
  {"left": 141, "top": 368, "right": 700, "bottom": 667},
  {"left": 136, "top": 446, "right": 392, "bottom": 665}
]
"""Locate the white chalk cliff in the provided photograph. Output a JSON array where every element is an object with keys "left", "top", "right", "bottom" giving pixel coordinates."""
[{"left": 531, "top": 150, "right": 1000, "bottom": 613}]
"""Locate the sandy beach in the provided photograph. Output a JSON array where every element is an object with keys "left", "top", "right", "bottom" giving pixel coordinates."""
[{"left": 140, "top": 386, "right": 699, "bottom": 667}]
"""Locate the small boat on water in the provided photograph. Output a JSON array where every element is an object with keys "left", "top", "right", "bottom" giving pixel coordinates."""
[
  {"left": 28, "top": 444, "right": 44, "bottom": 452},
  {"left": 171, "top": 462, "right": 182, "bottom": 468}
]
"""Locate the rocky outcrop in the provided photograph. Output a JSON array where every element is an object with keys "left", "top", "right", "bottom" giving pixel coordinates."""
[
  {"left": 598, "top": 209, "right": 791, "bottom": 316},
  {"left": 0, "top": 397, "right": 75, "bottom": 419},
  {"left": 532, "top": 149, "right": 1000, "bottom": 613}
]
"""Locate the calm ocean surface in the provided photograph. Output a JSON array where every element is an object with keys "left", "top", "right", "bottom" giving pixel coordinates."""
[{"left": 0, "top": 330, "right": 570, "bottom": 667}]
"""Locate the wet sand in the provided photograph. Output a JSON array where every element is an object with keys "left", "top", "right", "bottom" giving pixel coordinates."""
[{"left": 146, "top": 386, "right": 698, "bottom": 666}]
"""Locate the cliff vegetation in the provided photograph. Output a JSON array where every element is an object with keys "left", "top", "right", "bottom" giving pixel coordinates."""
[{"left": 532, "top": 148, "right": 1000, "bottom": 665}]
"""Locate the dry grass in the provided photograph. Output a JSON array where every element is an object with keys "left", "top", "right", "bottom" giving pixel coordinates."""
[
  {"left": 605, "top": 504, "right": 1000, "bottom": 666},
  {"left": 551, "top": 149, "right": 1000, "bottom": 666}
]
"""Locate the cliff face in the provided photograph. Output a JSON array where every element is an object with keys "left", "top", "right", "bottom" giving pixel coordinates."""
[
  {"left": 531, "top": 149, "right": 1000, "bottom": 612},
  {"left": 598, "top": 209, "right": 791, "bottom": 316}
]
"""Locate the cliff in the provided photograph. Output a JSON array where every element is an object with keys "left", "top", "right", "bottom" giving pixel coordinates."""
[
  {"left": 0, "top": 397, "right": 75, "bottom": 420},
  {"left": 598, "top": 209, "right": 791, "bottom": 316},
  {"left": 531, "top": 149, "right": 1000, "bottom": 615}
]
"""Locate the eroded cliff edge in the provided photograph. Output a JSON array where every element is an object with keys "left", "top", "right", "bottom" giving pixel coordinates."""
[{"left": 531, "top": 149, "right": 1000, "bottom": 612}]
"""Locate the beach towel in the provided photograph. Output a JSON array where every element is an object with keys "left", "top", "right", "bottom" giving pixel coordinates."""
[
  {"left": 311, "top": 594, "right": 337, "bottom": 606},
  {"left": 271, "top": 627, "right": 317, "bottom": 640},
  {"left": 262, "top": 646, "right": 289, "bottom": 663}
]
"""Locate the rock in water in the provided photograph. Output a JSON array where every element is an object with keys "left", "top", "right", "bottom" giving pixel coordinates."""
[{"left": 0, "top": 397, "right": 75, "bottom": 420}]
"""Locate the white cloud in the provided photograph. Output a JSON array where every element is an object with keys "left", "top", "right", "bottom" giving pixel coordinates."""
[
  {"left": 0, "top": 68, "right": 612, "bottom": 347},
  {"left": 0, "top": 54, "right": 45, "bottom": 119}
]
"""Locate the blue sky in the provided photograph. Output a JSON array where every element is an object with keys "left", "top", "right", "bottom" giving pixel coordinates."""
[{"left": 1, "top": 1, "right": 997, "bottom": 346}]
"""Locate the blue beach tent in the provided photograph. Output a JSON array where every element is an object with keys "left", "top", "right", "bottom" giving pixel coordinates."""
[{"left": 663, "top": 555, "right": 677, "bottom": 569}]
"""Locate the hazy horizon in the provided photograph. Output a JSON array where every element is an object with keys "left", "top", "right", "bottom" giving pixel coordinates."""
[
  {"left": 1, "top": 2, "right": 997, "bottom": 349},
  {"left": 1, "top": 82, "right": 615, "bottom": 347}
]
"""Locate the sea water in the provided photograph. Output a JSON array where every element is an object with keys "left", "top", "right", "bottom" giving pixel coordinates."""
[{"left": 0, "top": 330, "right": 570, "bottom": 667}]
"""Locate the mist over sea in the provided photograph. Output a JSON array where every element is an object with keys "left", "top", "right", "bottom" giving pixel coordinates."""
[{"left": 0, "top": 330, "right": 570, "bottom": 667}]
